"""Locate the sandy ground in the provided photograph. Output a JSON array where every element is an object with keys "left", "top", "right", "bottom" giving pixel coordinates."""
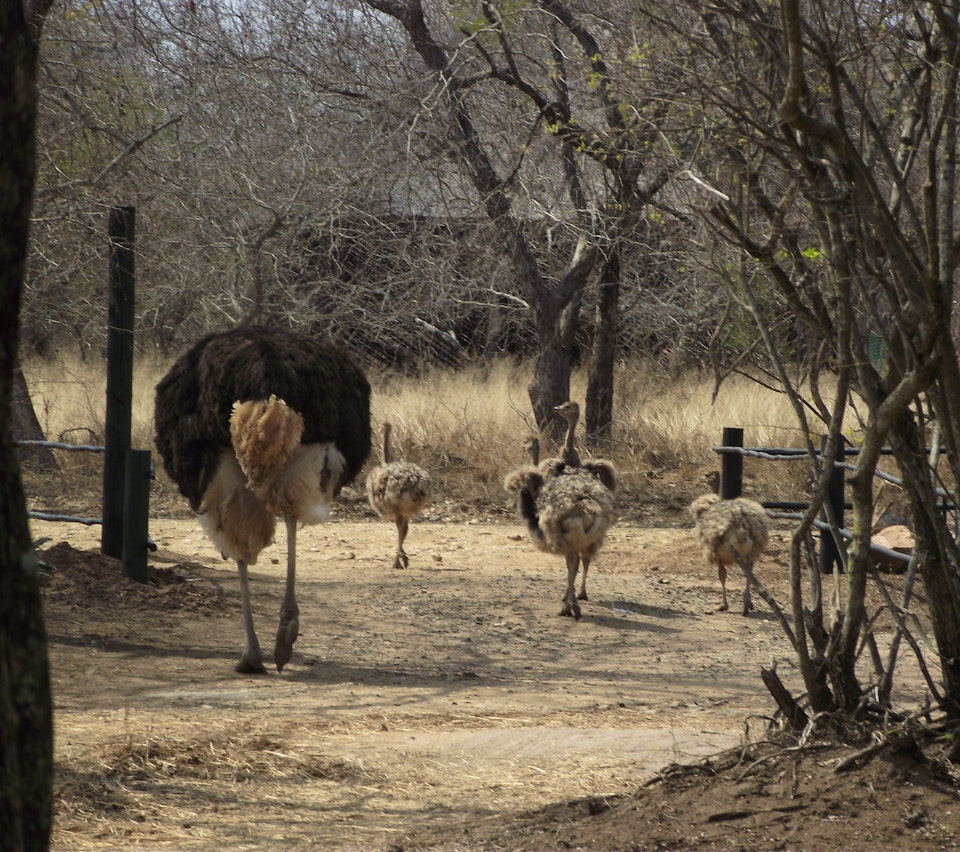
[{"left": 34, "top": 509, "right": 934, "bottom": 850}]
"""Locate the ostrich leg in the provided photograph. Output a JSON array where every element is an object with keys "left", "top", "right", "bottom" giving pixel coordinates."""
[
  {"left": 741, "top": 569, "right": 753, "bottom": 615},
  {"left": 274, "top": 514, "right": 301, "bottom": 672},
  {"left": 560, "top": 552, "right": 582, "bottom": 620},
  {"left": 394, "top": 516, "right": 410, "bottom": 569},
  {"left": 236, "top": 559, "right": 267, "bottom": 674},
  {"left": 578, "top": 556, "right": 590, "bottom": 601},
  {"left": 717, "top": 562, "right": 729, "bottom": 612}
]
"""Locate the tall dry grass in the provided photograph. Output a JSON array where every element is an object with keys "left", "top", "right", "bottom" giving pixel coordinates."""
[{"left": 20, "top": 352, "right": 827, "bottom": 515}]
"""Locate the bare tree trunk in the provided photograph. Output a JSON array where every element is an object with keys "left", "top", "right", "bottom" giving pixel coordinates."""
[
  {"left": 585, "top": 244, "right": 619, "bottom": 441},
  {"left": 0, "top": 1, "right": 54, "bottom": 849},
  {"left": 889, "top": 414, "right": 960, "bottom": 717},
  {"left": 761, "top": 666, "right": 809, "bottom": 732},
  {"left": 528, "top": 293, "right": 572, "bottom": 435},
  {"left": 363, "top": 0, "right": 597, "bottom": 434}
]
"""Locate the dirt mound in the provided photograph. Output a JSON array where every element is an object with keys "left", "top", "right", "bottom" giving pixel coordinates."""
[
  {"left": 39, "top": 540, "right": 237, "bottom": 615},
  {"left": 411, "top": 735, "right": 960, "bottom": 851}
]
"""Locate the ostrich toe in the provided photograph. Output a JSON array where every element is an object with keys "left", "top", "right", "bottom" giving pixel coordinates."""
[
  {"left": 274, "top": 623, "right": 298, "bottom": 672},
  {"left": 274, "top": 607, "right": 300, "bottom": 672},
  {"left": 235, "top": 653, "right": 267, "bottom": 675}
]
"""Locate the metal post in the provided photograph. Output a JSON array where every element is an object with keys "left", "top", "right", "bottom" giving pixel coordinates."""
[
  {"left": 102, "top": 206, "right": 135, "bottom": 558},
  {"left": 820, "top": 436, "right": 845, "bottom": 574},
  {"left": 720, "top": 427, "right": 744, "bottom": 499},
  {"left": 122, "top": 450, "right": 151, "bottom": 583}
]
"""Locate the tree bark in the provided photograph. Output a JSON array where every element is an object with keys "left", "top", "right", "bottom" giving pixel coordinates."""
[
  {"left": 889, "top": 413, "right": 960, "bottom": 718},
  {"left": 0, "top": 1, "right": 54, "bottom": 849},
  {"left": 761, "top": 666, "right": 809, "bottom": 732},
  {"left": 585, "top": 243, "right": 620, "bottom": 441}
]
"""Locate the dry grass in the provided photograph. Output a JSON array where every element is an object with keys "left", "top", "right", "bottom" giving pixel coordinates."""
[
  {"left": 20, "top": 352, "right": 825, "bottom": 511},
  {"left": 613, "top": 363, "right": 811, "bottom": 461},
  {"left": 52, "top": 712, "right": 658, "bottom": 850},
  {"left": 22, "top": 349, "right": 168, "bottom": 452},
  {"left": 100, "top": 728, "right": 363, "bottom": 783},
  {"left": 53, "top": 718, "right": 379, "bottom": 849}
]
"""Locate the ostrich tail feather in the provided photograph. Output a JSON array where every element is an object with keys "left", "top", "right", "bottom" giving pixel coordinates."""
[{"left": 230, "top": 395, "right": 304, "bottom": 495}]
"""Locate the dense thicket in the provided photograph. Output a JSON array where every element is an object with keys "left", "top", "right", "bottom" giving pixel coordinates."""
[{"left": 24, "top": 1, "right": 738, "bottom": 378}]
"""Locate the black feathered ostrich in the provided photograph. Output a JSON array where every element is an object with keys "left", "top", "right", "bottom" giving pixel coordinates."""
[{"left": 154, "top": 326, "right": 371, "bottom": 674}]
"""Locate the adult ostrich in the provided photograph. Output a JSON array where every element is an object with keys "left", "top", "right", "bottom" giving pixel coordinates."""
[{"left": 154, "top": 325, "right": 372, "bottom": 674}]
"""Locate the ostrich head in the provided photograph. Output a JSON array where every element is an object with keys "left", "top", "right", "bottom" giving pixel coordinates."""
[{"left": 554, "top": 400, "right": 580, "bottom": 424}]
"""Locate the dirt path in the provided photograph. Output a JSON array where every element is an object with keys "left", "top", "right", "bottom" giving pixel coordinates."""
[{"left": 36, "top": 515, "right": 926, "bottom": 850}]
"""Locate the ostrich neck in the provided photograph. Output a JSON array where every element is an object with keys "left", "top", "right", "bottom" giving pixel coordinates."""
[{"left": 563, "top": 417, "right": 580, "bottom": 464}]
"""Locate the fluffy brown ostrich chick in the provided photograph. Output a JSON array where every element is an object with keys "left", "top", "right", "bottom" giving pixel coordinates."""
[
  {"left": 690, "top": 493, "right": 769, "bottom": 615},
  {"left": 505, "top": 457, "right": 618, "bottom": 620},
  {"left": 366, "top": 422, "right": 433, "bottom": 569},
  {"left": 154, "top": 325, "right": 371, "bottom": 674}
]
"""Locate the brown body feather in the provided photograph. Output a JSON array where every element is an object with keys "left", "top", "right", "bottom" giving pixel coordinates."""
[{"left": 230, "top": 396, "right": 304, "bottom": 500}]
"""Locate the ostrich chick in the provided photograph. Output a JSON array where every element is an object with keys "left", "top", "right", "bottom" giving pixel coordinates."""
[
  {"left": 505, "top": 462, "right": 617, "bottom": 620},
  {"left": 690, "top": 493, "right": 769, "bottom": 615},
  {"left": 366, "top": 422, "right": 433, "bottom": 568}
]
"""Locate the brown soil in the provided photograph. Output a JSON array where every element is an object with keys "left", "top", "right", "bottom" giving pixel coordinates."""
[{"left": 34, "top": 488, "right": 960, "bottom": 851}]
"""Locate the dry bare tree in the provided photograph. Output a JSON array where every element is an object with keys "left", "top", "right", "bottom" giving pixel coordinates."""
[
  {"left": 1, "top": 1, "right": 55, "bottom": 849},
  {"left": 26, "top": 0, "right": 710, "bottom": 432},
  {"left": 354, "top": 0, "right": 689, "bottom": 435},
  {"left": 666, "top": 0, "right": 960, "bottom": 722}
]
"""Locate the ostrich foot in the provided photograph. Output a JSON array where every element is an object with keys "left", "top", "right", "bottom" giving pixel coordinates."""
[
  {"left": 577, "top": 590, "right": 589, "bottom": 601},
  {"left": 274, "top": 620, "right": 298, "bottom": 672},
  {"left": 393, "top": 550, "right": 409, "bottom": 569},
  {"left": 560, "top": 600, "right": 582, "bottom": 620},
  {"left": 274, "top": 606, "right": 300, "bottom": 673},
  {"left": 717, "top": 601, "right": 729, "bottom": 613},
  {"left": 235, "top": 652, "right": 267, "bottom": 675}
]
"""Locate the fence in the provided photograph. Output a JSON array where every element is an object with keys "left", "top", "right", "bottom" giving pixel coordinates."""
[
  {"left": 20, "top": 206, "right": 154, "bottom": 582},
  {"left": 20, "top": 440, "right": 104, "bottom": 525},
  {"left": 714, "top": 426, "right": 914, "bottom": 572}
]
